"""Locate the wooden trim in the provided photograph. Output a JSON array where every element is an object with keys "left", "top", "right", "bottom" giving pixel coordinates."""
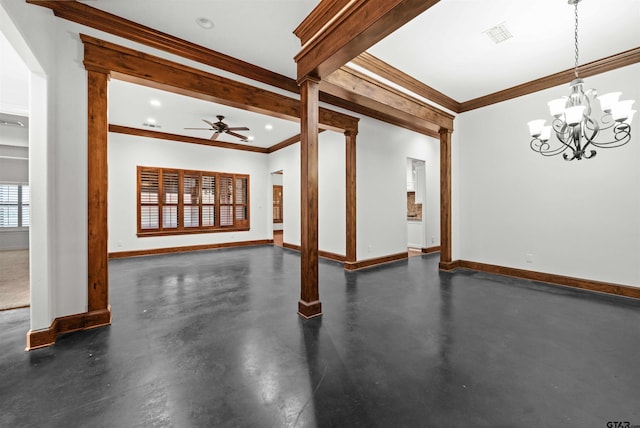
[
  {"left": 109, "top": 239, "right": 272, "bottom": 259},
  {"left": 459, "top": 47, "right": 640, "bottom": 112},
  {"left": 439, "top": 128, "right": 452, "bottom": 264},
  {"left": 324, "top": 67, "right": 454, "bottom": 131},
  {"left": 282, "top": 242, "right": 347, "bottom": 263},
  {"left": 87, "top": 70, "right": 109, "bottom": 313},
  {"left": 319, "top": 90, "right": 440, "bottom": 139},
  {"left": 26, "top": 307, "right": 112, "bottom": 350},
  {"left": 26, "top": 0, "right": 300, "bottom": 94},
  {"left": 137, "top": 227, "right": 250, "bottom": 238},
  {"left": 266, "top": 130, "right": 327, "bottom": 154},
  {"left": 344, "top": 251, "right": 408, "bottom": 271},
  {"left": 299, "top": 77, "right": 322, "bottom": 318},
  {"left": 294, "top": 0, "right": 440, "bottom": 79},
  {"left": 448, "top": 260, "right": 640, "bottom": 300},
  {"left": 438, "top": 259, "right": 461, "bottom": 271},
  {"left": 422, "top": 246, "right": 441, "bottom": 254},
  {"left": 351, "top": 52, "right": 461, "bottom": 113},
  {"left": 109, "top": 124, "right": 269, "bottom": 154},
  {"left": 345, "top": 130, "right": 357, "bottom": 263},
  {"left": 81, "top": 34, "right": 359, "bottom": 134},
  {"left": 294, "top": 0, "right": 353, "bottom": 46}
]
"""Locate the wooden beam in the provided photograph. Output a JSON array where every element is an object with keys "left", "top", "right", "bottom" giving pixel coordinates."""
[
  {"left": 26, "top": 0, "right": 300, "bottom": 94},
  {"left": 319, "top": 90, "right": 440, "bottom": 139},
  {"left": 266, "top": 130, "right": 327, "bottom": 154},
  {"left": 350, "top": 52, "right": 461, "bottom": 113},
  {"left": 87, "top": 70, "right": 110, "bottom": 313},
  {"left": 109, "top": 125, "right": 270, "bottom": 154},
  {"left": 81, "top": 35, "right": 359, "bottom": 134},
  {"left": 294, "top": 0, "right": 440, "bottom": 80},
  {"left": 298, "top": 76, "right": 322, "bottom": 319},
  {"left": 345, "top": 130, "right": 357, "bottom": 263},
  {"left": 324, "top": 66, "right": 454, "bottom": 131},
  {"left": 460, "top": 47, "right": 640, "bottom": 112},
  {"left": 438, "top": 128, "right": 452, "bottom": 267}
]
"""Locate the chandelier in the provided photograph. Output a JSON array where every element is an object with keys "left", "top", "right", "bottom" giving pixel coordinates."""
[{"left": 527, "top": 0, "right": 635, "bottom": 161}]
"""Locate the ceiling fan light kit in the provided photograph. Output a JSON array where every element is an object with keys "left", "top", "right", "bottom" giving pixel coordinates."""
[{"left": 527, "top": 0, "right": 634, "bottom": 161}]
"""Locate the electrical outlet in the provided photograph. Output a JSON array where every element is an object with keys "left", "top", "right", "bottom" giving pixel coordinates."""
[
  {"left": 431, "top": 237, "right": 435, "bottom": 244},
  {"left": 525, "top": 252, "right": 534, "bottom": 263},
  {"left": 368, "top": 245, "right": 372, "bottom": 253}
]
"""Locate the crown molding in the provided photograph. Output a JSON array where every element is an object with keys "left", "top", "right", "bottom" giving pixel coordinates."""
[{"left": 459, "top": 47, "right": 640, "bottom": 112}]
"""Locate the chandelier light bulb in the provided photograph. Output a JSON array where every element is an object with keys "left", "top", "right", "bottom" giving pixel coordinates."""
[
  {"left": 597, "top": 92, "right": 621, "bottom": 113},
  {"left": 564, "top": 106, "right": 585, "bottom": 126},
  {"left": 547, "top": 98, "right": 567, "bottom": 117},
  {"left": 528, "top": 120, "right": 546, "bottom": 138},
  {"left": 540, "top": 126, "right": 552, "bottom": 142},
  {"left": 611, "top": 100, "right": 635, "bottom": 122}
]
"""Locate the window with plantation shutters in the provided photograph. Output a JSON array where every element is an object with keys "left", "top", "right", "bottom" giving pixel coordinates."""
[
  {"left": 0, "top": 183, "right": 29, "bottom": 228},
  {"left": 137, "top": 166, "right": 249, "bottom": 236}
]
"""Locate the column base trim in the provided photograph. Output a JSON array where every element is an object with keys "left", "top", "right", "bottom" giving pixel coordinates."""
[
  {"left": 344, "top": 252, "right": 408, "bottom": 271},
  {"left": 422, "top": 245, "right": 441, "bottom": 254},
  {"left": 298, "top": 300, "right": 322, "bottom": 318},
  {"left": 26, "top": 306, "right": 112, "bottom": 351}
]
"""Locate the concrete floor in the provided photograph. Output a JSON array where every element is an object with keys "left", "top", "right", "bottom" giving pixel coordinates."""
[{"left": 1, "top": 246, "right": 639, "bottom": 427}]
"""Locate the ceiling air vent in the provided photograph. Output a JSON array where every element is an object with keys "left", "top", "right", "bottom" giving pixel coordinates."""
[
  {"left": 143, "top": 122, "right": 162, "bottom": 129},
  {"left": 483, "top": 22, "right": 513, "bottom": 44}
]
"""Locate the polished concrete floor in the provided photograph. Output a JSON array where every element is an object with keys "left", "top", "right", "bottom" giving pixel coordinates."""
[{"left": 1, "top": 246, "right": 639, "bottom": 427}]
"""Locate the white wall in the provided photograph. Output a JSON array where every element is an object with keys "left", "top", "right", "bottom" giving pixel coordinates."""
[
  {"left": 455, "top": 63, "right": 640, "bottom": 287},
  {"left": 356, "top": 115, "right": 440, "bottom": 259},
  {"left": 268, "top": 141, "right": 300, "bottom": 246},
  {"left": 1, "top": 0, "right": 56, "bottom": 330},
  {"left": 108, "top": 132, "right": 270, "bottom": 252}
]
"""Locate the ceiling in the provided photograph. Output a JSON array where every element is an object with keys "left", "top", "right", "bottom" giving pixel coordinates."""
[{"left": 2, "top": 0, "right": 639, "bottom": 146}]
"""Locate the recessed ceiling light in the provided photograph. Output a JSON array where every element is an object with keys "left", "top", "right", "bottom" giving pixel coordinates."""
[
  {"left": 146, "top": 117, "right": 156, "bottom": 124},
  {"left": 265, "top": 124, "right": 273, "bottom": 131},
  {"left": 483, "top": 22, "right": 513, "bottom": 44},
  {"left": 196, "top": 17, "right": 214, "bottom": 30},
  {"left": 247, "top": 136, "right": 255, "bottom": 141},
  {"left": 150, "top": 99, "right": 161, "bottom": 107}
]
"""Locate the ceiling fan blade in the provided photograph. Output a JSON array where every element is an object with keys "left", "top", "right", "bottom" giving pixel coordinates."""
[
  {"left": 227, "top": 131, "right": 248, "bottom": 141},
  {"left": 184, "top": 127, "right": 212, "bottom": 130},
  {"left": 210, "top": 132, "right": 220, "bottom": 141},
  {"left": 227, "top": 127, "right": 250, "bottom": 131},
  {"left": 202, "top": 119, "right": 216, "bottom": 128}
]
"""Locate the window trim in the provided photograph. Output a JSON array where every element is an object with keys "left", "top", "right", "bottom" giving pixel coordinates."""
[{"left": 136, "top": 166, "right": 250, "bottom": 237}]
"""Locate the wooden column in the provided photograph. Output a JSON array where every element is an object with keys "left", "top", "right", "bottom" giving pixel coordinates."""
[
  {"left": 298, "top": 76, "right": 322, "bottom": 318},
  {"left": 345, "top": 130, "right": 357, "bottom": 264},
  {"left": 439, "top": 127, "right": 453, "bottom": 268},
  {"left": 87, "top": 69, "right": 109, "bottom": 312}
]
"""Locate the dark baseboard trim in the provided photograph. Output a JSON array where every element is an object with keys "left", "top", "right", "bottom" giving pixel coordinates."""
[
  {"left": 445, "top": 260, "right": 640, "bottom": 300},
  {"left": 109, "top": 239, "right": 273, "bottom": 259},
  {"left": 282, "top": 242, "right": 347, "bottom": 263},
  {"left": 422, "top": 246, "right": 441, "bottom": 254},
  {"left": 344, "top": 252, "right": 408, "bottom": 271},
  {"left": 26, "top": 306, "right": 112, "bottom": 351}
]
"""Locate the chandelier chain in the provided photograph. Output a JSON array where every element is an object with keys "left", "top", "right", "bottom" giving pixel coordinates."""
[{"left": 574, "top": 1, "right": 579, "bottom": 77}]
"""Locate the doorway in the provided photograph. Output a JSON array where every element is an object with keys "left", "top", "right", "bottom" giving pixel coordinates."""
[
  {"left": 406, "top": 158, "right": 425, "bottom": 257},
  {"left": 0, "top": 29, "right": 30, "bottom": 311},
  {"left": 271, "top": 170, "right": 283, "bottom": 247}
]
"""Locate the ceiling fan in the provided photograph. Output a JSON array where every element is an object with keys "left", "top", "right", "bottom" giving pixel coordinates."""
[{"left": 185, "top": 115, "right": 250, "bottom": 141}]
